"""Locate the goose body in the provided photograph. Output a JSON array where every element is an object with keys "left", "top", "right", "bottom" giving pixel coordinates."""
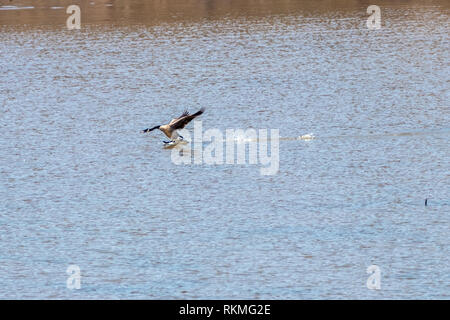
[{"left": 143, "top": 108, "right": 205, "bottom": 142}]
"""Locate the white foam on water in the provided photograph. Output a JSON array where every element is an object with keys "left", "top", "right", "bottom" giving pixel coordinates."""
[
  {"left": 171, "top": 134, "right": 316, "bottom": 144},
  {"left": 298, "top": 133, "right": 315, "bottom": 140}
]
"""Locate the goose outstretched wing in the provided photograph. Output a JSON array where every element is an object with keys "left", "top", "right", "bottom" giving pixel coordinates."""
[{"left": 169, "top": 108, "right": 205, "bottom": 130}]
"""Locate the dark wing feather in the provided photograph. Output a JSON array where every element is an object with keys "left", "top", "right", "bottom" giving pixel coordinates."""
[
  {"left": 179, "top": 110, "right": 190, "bottom": 118},
  {"left": 169, "top": 110, "right": 190, "bottom": 125},
  {"left": 170, "top": 108, "right": 205, "bottom": 130}
]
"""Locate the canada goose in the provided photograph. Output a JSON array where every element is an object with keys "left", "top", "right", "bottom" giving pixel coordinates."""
[{"left": 142, "top": 108, "right": 205, "bottom": 143}]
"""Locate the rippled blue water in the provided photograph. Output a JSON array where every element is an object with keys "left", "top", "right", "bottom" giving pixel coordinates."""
[{"left": 0, "top": 1, "right": 449, "bottom": 299}]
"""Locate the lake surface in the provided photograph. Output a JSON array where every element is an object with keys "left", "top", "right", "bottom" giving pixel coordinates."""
[{"left": 0, "top": 0, "right": 449, "bottom": 299}]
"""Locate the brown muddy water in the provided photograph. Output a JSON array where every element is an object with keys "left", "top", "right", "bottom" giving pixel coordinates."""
[{"left": 0, "top": 0, "right": 449, "bottom": 298}]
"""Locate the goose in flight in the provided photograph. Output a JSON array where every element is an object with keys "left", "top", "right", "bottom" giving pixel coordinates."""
[{"left": 142, "top": 108, "right": 205, "bottom": 143}]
